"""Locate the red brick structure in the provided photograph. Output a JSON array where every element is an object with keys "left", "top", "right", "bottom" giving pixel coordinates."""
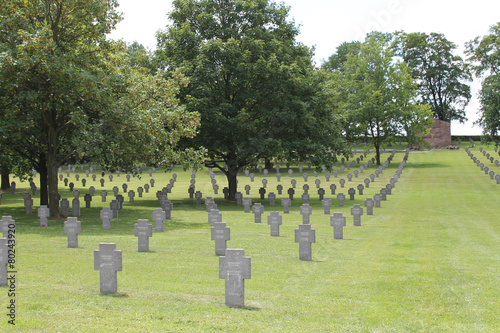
[{"left": 421, "top": 119, "right": 452, "bottom": 147}]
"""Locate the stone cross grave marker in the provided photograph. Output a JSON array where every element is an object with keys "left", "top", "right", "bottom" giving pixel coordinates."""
[
  {"left": 281, "top": 198, "right": 291, "bottom": 214},
  {"left": 219, "top": 249, "right": 251, "bottom": 307},
  {"left": 259, "top": 187, "right": 266, "bottom": 200},
  {"left": 300, "top": 203, "right": 312, "bottom": 224},
  {"left": 242, "top": 197, "right": 252, "bottom": 213},
  {"left": 208, "top": 209, "right": 222, "bottom": 226},
  {"left": 330, "top": 183, "right": 336, "bottom": 195},
  {"left": 160, "top": 197, "right": 173, "bottom": 219},
  {"left": 365, "top": 198, "right": 374, "bottom": 215},
  {"left": 100, "top": 190, "right": 107, "bottom": 202},
  {"left": 0, "top": 238, "right": 8, "bottom": 285},
  {"left": 235, "top": 192, "right": 243, "bottom": 206},
  {"left": 330, "top": 212, "right": 346, "bottom": 239},
  {"left": 64, "top": 217, "right": 81, "bottom": 248},
  {"left": 60, "top": 198, "right": 69, "bottom": 216},
  {"left": 152, "top": 208, "right": 166, "bottom": 232},
  {"left": 94, "top": 243, "right": 122, "bottom": 294},
  {"left": 288, "top": 188, "right": 295, "bottom": 200},
  {"left": 339, "top": 179, "right": 345, "bottom": 188},
  {"left": 301, "top": 193, "right": 310, "bottom": 204},
  {"left": 268, "top": 192, "right": 276, "bottom": 206},
  {"left": 0, "top": 216, "right": 15, "bottom": 239},
  {"left": 100, "top": 207, "right": 113, "bottom": 229},
  {"left": 351, "top": 204, "right": 364, "bottom": 226},
  {"left": 380, "top": 188, "right": 387, "bottom": 201},
  {"left": 211, "top": 222, "right": 230, "bottom": 255},
  {"left": 318, "top": 188, "right": 325, "bottom": 201},
  {"left": 134, "top": 219, "right": 153, "bottom": 251},
  {"left": 84, "top": 193, "right": 92, "bottom": 208},
  {"left": 72, "top": 197, "right": 80, "bottom": 217},
  {"left": 252, "top": 203, "right": 264, "bottom": 223},
  {"left": 295, "top": 224, "right": 315, "bottom": 261},
  {"left": 267, "top": 211, "right": 282, "bottom": 236},
  {"left": 38, "top": 205, "right": 50, "bottom": 227},
  {"left": 337, "top": 193, "right": 345, "bottom": 207},
  {"left": 322, "top": 198, "right": 332, "bottom": 215},
  {"left": 357, "top": 184, "right": 364, "bottom": 195},
  {"left": 128, "top": 190, "right": 135, "bottom": 203},
  {"left": 348, "top": 188, "right": 356, "bottom": 201},
  {"left": 291, "top": 179, "right": 297, "bottom": 188},
  {"left": 374, "top": 194, "right": 381, "bottom": 207},
  {"left": 110, "top": 200, "right": 119, "bottom": 218},
  {"left": 24, "top": 194, "right": 33, "bottom": 214}
]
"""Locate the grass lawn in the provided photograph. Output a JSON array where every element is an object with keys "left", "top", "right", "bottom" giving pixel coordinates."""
[{"left": 1, "top": 147, "right": 500, "bottom": 332}]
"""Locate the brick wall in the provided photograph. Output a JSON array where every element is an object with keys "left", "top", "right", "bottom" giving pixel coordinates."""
[{"left": 421, "top": 119, "right": 452, "bottom": 147}]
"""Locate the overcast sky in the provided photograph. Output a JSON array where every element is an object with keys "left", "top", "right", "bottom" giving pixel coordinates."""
[{"left": 108, "top": 0, "right": 500, "bottom": 135}]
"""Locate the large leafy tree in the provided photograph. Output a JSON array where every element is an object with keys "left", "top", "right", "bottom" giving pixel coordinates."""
[
  {"left": 0, "top": 0, "right": 202, "bottom": 218},
  {"left": 156, "top": 0, "right": 346, "bottom": 199},
  {"left": 395, "top": 32, "right": 472, "bottom": 123},
  {"left": 466, "top": 22, "right": 500, "bottom": 136},
  {"left": 335, "top": 32, "right": 433, "bottom": 164},
  {"left": 322, "top": 41, "right": 361, "bottom": 73}
]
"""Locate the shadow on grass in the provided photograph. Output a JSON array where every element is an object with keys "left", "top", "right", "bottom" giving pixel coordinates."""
[
  {"left": 407, "top": 163, "right": 447, "bottom": 169},
  {"left": 228, "top": 305, "right": 261, "bottom": 311},
  {"left": 100, "top": 292, "right": 129, "bottom": 298}
]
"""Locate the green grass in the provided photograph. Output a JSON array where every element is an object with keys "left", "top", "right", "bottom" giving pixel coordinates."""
[{"left": 1, "top": 148, "right": 500, "bottom": 331}]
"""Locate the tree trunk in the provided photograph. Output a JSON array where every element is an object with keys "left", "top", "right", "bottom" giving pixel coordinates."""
[
  {"left": 223, "top": 157, "right": 240, "bottom": 201},
  {"left": 0, "top": 165, "right": 9, "bottom": 190},
  {"left": 264, "top": 158, "right": 272, "bottom": 171},
  {"left": 39, "top": 156, "right": 49, "bottom": 206},
  {"left": 374, "top": 142, "right": 381, "bottom": 165},
  {"left": 47, "top": 127, "right": 61, "bottom": 219},
  {"left": 226, "top": 170, "right": 238, "bottom": 201}
]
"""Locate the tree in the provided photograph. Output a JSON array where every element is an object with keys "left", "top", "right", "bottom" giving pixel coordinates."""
[
  {"left": 0, "top": 0, "right": 202, "bottom": 217},
  {"left": 395, "top": 32, "right": 472, "bottom": 123},
  {"left": 156, "top": 0, "right": 347, "bottom": 200},
  {"left": 321, "top": 41, "right": 361, "bottom": 73},
  {"left": 126, "top": 41, "right": 156, "bottom": 75},
  {"left": 335, "top": 32, "right": 433, "bottom": 164},
  {"left": 476, "top": 74, "right": 500, "bottom": 136},
  {"left": 466, "top": 22, "right": 500, "bottom": 136}
]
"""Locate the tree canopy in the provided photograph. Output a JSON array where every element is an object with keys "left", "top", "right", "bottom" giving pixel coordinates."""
[
  {"left": 0, "top": 0, "right": 202, "bottom": 217},
  {"left": 466, "top": 22, "right": 500, "bottom": 137},
  {"left": 327, "top": 32, "right": 433, "bottom": 164},
  {"left": 156, "top": 0, "right": 347, "bottom": 199},
  {"left": 395, "top": 31, "right": 472, "bottom": 123}
]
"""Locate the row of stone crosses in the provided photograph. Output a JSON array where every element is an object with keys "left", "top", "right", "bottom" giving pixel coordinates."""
[
  {"left": 465, "top": 147, "right": 500, "bottom": 184},
  {"left": 9, "top": 150, "right": 409, "bottom": 307},
  {"left": 10, "top": 149, "right": 384, "bottom": 219},
  {"left": 29, "top": 149, "right": 397, "bottom": 225},
  {"left": 0, "top": 150, "right": 409, "bottom": 307},
  {"left": 3, "top": 149, "right": 381, "bottom": 207}
]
